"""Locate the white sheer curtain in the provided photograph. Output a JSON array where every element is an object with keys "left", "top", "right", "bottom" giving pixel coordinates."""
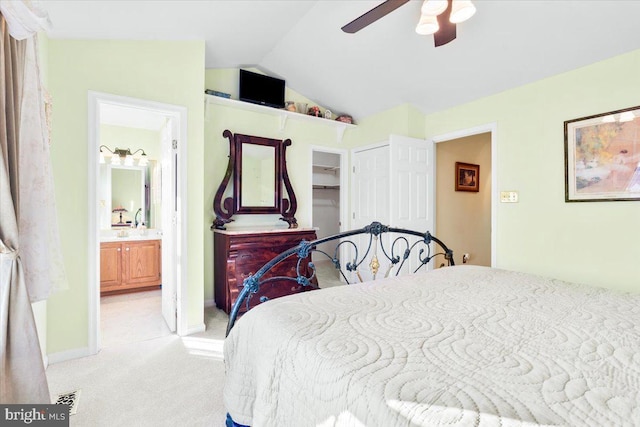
[{"left": 1, "top": 0, "right": 66, "bottom": 403}]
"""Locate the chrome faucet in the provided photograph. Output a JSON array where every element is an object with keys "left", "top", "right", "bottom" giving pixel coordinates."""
[{"left": 134, "top": 208, "right": 142, "bottom": 227}]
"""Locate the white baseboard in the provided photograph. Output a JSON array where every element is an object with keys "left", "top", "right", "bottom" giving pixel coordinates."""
[
  {"left": 184, "top": 323, "right": 206, "bottom": 336},
  {"left": 204, "top": 298, "right": 216, "bottom": 308},
  {"left": 47, "top": 347, "right": 93, "bottom": 365}
]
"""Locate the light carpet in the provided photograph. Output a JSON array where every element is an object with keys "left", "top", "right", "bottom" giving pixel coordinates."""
[
  {"left": 46, "top": 307, "right": 229, "bottom": 426},
  {"left": 46, "top": 267, "right": 344, "bottom": 426}
]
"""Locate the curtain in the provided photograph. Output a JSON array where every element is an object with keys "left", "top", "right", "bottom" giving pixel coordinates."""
[{"left": 1, "top": 1, "right": 65, "bottom": 403}]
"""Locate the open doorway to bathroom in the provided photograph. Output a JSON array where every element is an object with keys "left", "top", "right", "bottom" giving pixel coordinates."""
[
  {"left": 311, "top": 147, "right": 348, "bottom": 288},
  {"left": 88, "top": 92, "right": 188, "bottom": 354}
]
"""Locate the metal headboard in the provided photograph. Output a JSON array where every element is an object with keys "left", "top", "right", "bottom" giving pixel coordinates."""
[{"left": 226, "top": 221, "right": 454, "bottom": 335}]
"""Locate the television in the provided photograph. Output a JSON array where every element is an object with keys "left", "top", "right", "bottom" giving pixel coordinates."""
[{"left": 239, "top": 69, "right": 285, "bottom": 109}]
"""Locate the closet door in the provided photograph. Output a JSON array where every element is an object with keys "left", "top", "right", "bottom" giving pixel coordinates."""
[
  {"left": 351, "top": 136, "right": 435, "bottom": 280},
  {"left": 351, "top": 144, "right": 390, "bottom": 282},
  {"left": 389, "top": 135, "right": 434, "bottom": 273},
  {"left": 352, "top": 144, "right": 390, "bottom": 227}
]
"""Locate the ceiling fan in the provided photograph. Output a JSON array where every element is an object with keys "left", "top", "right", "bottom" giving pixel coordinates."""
[{"left": 342, "top": 0, "right": 476, "bottom": 47}]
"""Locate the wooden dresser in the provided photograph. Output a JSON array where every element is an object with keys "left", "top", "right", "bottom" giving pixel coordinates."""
[{"left": 214, "top": 228, "right": 318, "bottom": 314}]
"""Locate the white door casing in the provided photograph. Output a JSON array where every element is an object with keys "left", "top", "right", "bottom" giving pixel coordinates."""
[
  {"left": 88, "top": 91, "right": 187, "bottom": 356},
  {"left": 161, "top": 118, "right": 177, "bottom": 332}
]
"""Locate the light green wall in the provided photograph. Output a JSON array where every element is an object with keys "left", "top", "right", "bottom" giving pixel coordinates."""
[
  {"left": 47, "top": 39, "right": 205, "bottom": 353},
  {"left": 345, "top": 104, "right": 426, "bottom": 145},
  {"left": 203, "top": 70, "right": 429, "bottom": 303},
  {"left": 100, "top": 124, "right": 162, "bottom": 160},
  {"left": 424, "top": 49, "right": 640, "bottom": 292}
]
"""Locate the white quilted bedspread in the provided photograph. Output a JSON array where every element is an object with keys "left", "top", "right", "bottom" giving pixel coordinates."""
[{"left": 224, "top": 266, "right": 640, "bottom": 426}]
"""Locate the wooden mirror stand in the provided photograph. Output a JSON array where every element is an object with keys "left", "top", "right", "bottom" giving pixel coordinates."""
[{"left": 211, "top": 129, "right": 298, "bottom": 230}]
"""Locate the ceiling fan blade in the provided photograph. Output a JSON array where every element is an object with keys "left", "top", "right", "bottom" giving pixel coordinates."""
[
  {"left": 434, "top": 0, "right": 456, "bottom": 46},
  {"left": 342, "top": 0, "right": 410, "bottom": 33}
]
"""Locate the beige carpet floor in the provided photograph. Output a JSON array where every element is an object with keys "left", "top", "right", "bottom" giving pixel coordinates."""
[
  {"left": 46, "top": 266, "right": 344, "bottom": 426},
  {"left": 46, "top": 305, "right": 229, "bottom": 426}
]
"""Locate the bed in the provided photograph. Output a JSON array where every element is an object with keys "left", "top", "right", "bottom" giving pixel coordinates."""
[{"left": 223, "top": 223, "right": 640, "bottom": 426}]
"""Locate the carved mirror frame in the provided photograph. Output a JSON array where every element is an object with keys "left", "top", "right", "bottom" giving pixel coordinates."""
[{"left": 212, "top": 129, "right": 298, "bottom": 230}]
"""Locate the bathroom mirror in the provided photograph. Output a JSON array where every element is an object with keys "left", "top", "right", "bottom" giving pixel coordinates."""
[
  {"left": 212, "top": 130, "right": 297, "bottom": 229},
  {"left": 99, "top": 163, "right": 153, "bottom": 229}
]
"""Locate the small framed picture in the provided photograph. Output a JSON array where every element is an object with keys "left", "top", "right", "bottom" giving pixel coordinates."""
[
  {"left": 455, "top": 162, "right": 480, "bottom": 192},
  {"left": 564, "top": 105, "right": 640, "bottom": 202}
]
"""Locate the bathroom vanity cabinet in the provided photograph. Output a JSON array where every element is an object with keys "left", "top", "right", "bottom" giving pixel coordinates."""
[{"left": 100, "top": 238, "right": 162, "bottom": 295}]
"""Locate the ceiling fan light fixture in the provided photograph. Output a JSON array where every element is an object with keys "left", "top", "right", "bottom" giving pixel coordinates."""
[
  {"left": 421, "top": 0, "right": 448, "bottom": 16},
  {"left": 450, "top": 0, "right": 476, "bottom": 24},
  {"left": 415, "top": 14, "right": 439, "bottom": 35}
]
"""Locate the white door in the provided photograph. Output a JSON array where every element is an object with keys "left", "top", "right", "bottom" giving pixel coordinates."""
[
  {"left": 351, "top": 144, "right": 390, "bottom": 282},
  {"left": 161, "top": 118, "right": 177, "bottom": 332},
  {"left": 389, "top": 135, "right": 434, "bottom": 273}
]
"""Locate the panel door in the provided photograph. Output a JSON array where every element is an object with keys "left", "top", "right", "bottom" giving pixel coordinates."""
[
  {"left": 389, "top": 135, "right": 434, "bottom": 274},
  {"left": 161, "top": 118, "right": 177, "bottom": 331},
  {"left": 351, "top": 144, "right": 390, "bottom": 282}
]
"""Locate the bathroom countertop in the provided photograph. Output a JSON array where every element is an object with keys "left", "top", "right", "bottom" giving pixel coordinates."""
[{"left": 100, "top": 229, "right": 162, "bottom": 243}]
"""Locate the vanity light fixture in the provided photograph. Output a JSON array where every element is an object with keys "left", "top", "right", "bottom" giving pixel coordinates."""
[{"left": 99, "top": 145, "right": 148, "bottom": 166}]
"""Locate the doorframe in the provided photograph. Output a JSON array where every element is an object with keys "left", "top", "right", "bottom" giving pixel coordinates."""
[
  {"left": 87, "top": 91, "right": 189, "bottom": 355},
  {"left": 309, "top": 146, "right": 349, "bottom": 234},
  {"left": 431, "top": 122, "right": 498, "bottom": 267}
]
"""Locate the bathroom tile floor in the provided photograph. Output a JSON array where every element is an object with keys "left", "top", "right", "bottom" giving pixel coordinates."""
[{"left": 100, "top": 289, "right": 171, "bottom": 348}]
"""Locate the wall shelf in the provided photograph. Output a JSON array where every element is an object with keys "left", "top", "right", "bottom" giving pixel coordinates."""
[{"left": 205, "top": 94, "right": 356, "bottom": 144}]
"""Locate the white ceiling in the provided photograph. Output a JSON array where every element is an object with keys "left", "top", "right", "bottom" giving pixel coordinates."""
[{"left": 38, "top": 0, "right": 640, "bottom": 120}]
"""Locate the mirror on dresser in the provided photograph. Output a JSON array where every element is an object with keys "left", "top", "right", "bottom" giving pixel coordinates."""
[
  {"left": 212, "top": 129, "right": 298, "bottom": 229},
  {"left": 239, "top": 142, "right": 278, "bottom": 210},
  {"left": 99, "top": 162, "right": 158, "bottom": 230}
]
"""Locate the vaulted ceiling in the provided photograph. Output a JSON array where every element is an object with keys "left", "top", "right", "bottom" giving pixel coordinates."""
[{"left": 39, "top": 0, "right": 640, "bottom": 120}]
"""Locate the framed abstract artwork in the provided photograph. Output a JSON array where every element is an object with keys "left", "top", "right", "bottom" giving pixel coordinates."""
[{"left": 564, "top": 106, "right": 640, "bottom": 202}]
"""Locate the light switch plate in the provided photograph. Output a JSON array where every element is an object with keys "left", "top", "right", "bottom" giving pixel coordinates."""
[{"left": 500, "top": 191, "right": 518, "bottom": 203}]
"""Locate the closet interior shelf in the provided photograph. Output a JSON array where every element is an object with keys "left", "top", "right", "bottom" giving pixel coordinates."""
[{"left": 312, "top": 184, "right": 340, "bottom": 190}]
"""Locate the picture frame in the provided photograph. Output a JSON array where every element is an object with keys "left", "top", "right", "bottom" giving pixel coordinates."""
[
  {"left": 455, "top": 162, "right": 480, "bottom": 192},
  {"left": 564, "top": 105, "right": 640, "bottom": 202}
]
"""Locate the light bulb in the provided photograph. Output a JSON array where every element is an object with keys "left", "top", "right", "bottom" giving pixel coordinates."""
[
  {"left": 421, "top": 0, "right": 448, "bottom": 16},
  {"left": 450, "top": 0, "right": 476, "bottom": 24},
  {"left": 416, "top": 14, "right": 439, "bottom": 35}
]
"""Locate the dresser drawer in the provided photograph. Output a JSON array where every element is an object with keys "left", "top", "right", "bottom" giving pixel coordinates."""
[
  {"left": 214, "top": 229, "right": 318, "bottom": 314},
  {"left": 235, "top": 261, "right": 313, "bottom": 311}
]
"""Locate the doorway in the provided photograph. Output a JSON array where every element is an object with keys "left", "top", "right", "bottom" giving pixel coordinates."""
[
  {"left": 432, "top": 123, "right": 497, "bottom": 267},
  {"left": 310, "top": 147, "right": 347, "bottom": 287},
  {"left": 88, "top": 92, "right": 188, "bottom": 354}
]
